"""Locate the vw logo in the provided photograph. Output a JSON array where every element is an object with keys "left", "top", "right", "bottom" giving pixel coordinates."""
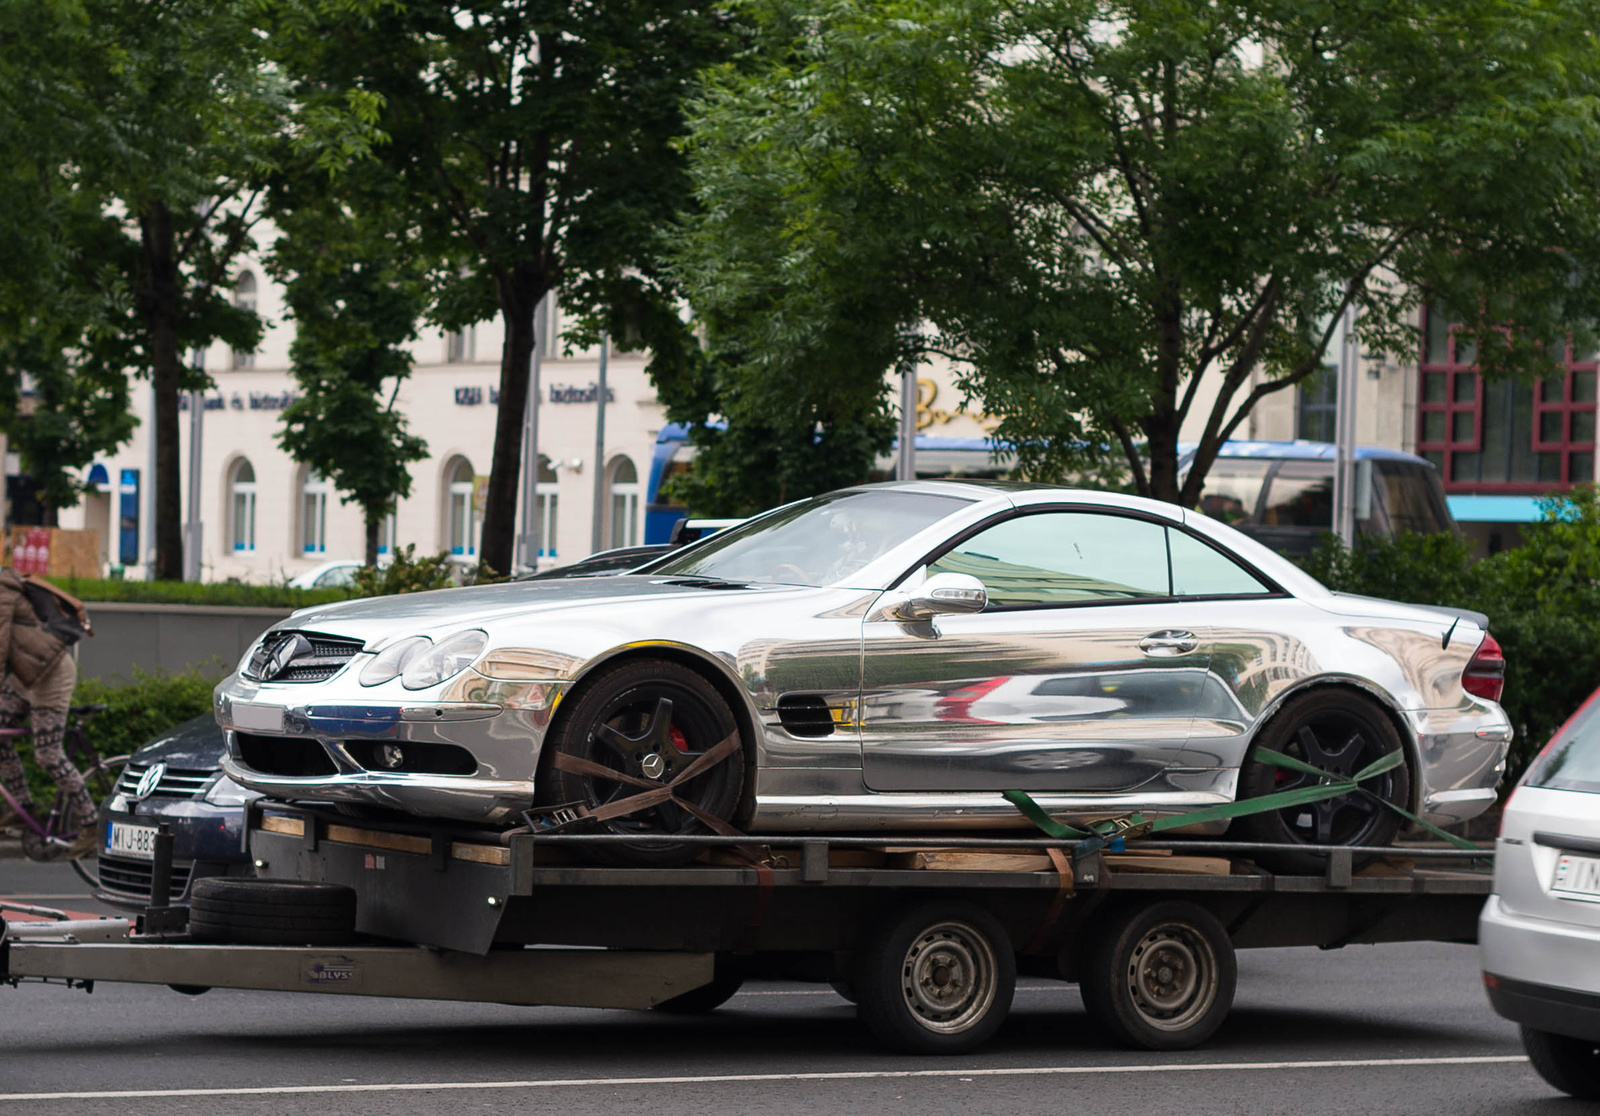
[{"left": 133, "top": 761, "right": 166, "bottom": 800}]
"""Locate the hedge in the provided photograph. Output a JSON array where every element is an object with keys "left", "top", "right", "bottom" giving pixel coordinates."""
[
  {"left": 55, "top": 578, "right": 349, "bottom": 609},
  {"left": 1301, "top": 484, "right": 1600, "bottom": 779}
]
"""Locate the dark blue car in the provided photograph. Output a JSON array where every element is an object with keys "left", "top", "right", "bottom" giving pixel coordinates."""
[{"left": 95, "top": 713, "right": 257, "bottom": 909}]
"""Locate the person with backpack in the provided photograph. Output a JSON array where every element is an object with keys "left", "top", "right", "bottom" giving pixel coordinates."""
[{"left": 0, "top": 568, "right": 95, "bottom": 859}]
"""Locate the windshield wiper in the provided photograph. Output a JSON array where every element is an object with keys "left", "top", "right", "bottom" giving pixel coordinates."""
[{"left": 652, "top": 576, "right": 751, "bottom": 590}]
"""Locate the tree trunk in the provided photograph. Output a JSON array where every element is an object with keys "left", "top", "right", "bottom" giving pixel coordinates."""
[
  {"left": 363, "top": 510, "right": 380, "bottom": 568},
  {"left": 480, "top": 265, "right": 543, "bottom": 576},
  {"left": 1143, "top": 416, "right": 1183, "bottom": 505},
  {"left": 137, "top": 200, "right": 185, "bottom": 581}
]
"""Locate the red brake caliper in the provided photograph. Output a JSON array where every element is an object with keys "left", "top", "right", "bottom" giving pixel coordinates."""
[{"left": 668, "top": 725, "right": 690, "bottom": 754}]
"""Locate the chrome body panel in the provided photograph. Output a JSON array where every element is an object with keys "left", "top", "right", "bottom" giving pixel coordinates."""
[{"left": 217, "top": 481, "right": 1509, "bottom": 831}]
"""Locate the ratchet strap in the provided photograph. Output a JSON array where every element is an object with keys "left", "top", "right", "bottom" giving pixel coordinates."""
[
  {"left": 545, "top": 731, "right": 745, "bottom": 836},
  {"left": 1004, "top": 747, "right": 1483, "bottom": 857}
]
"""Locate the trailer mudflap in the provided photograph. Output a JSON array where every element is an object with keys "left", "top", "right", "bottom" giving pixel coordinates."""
[{"left": 5, "top": 939, "right": 713, "bottom": 1009}]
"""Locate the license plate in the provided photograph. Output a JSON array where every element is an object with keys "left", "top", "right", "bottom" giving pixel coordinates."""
[
  {"left": 105, "top": 821, "right": 159, "bottom": 860},
  {"left": 1551, "top": 853, "right": 1600, "bottom": 902},
  {"left": 232, "top": 702, "right": 284, "bottom": 732}
]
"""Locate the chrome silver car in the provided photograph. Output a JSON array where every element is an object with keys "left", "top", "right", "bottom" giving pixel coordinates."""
[
  {"left": 1482, "top": 688, "right": 1600, "bottom": 1099},
  {"left": 217, "top": 482, "right": 1510, "bottom": 865}
]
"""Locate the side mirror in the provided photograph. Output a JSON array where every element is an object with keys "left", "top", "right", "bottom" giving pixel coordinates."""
[{"left": 896, "top": 572, "right": 987, "bottom": 621}]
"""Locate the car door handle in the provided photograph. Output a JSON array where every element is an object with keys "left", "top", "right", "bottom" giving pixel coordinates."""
[{"left": 1139, "top": 630, "right": 1199, "bottom": 656}]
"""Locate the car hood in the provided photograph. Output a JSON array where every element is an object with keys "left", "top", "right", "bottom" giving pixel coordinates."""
[
  {"left": 129, "top": 712, "right": 228, "bottom": 769},
  {"left": 276, "top": 575, "right": 801, "bottom": 648}
]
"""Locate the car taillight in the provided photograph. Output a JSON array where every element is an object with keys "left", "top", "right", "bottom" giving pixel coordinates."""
[{"left": 1463, "top": 632, "right": 1505, "bottom": 702}]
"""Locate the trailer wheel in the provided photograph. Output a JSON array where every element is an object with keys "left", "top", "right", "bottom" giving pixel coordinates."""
[
  {"left": 188, "top": 878, "right": 357, "bottom": 946},
  {"left": 1078, "top": 900, "right": 1236, "bottom": 1051},
  {"left": 652, "top": 971, "right": 746, "bottom": 1014},
  {"left": 829, "top": 978, "right": 858, "bottom": 1004},
  {"left": 854, "top": 902, "right": 1016, "bottom": 1054},
  {"left": 538, "top": 659, "right": 744, "bottom": 868}
]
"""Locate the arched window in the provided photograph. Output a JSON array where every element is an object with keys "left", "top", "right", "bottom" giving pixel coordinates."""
[
  {"left": 231, "top": 271, "right": 257, "bottom": 371},
  {"left": 229, "top": 459, "right": 256, "bottom": 553},
  {"left": 445, "top": 457, "right": 476, "bottom": 556},
  {"left": 301, "top": 470, "right": 329, "bottom": 555},
  {"left": 537, "top": 456, "right": 558, "bottom": 558},
  {"left": 608, "top": 456, "right": 639, "bottom": 549}
]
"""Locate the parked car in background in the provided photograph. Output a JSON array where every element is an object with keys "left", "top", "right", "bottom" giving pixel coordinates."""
[
  {"left": 1482, "top": 687, "right": 1600, "bottom": 1100},
  {"left": 218, "top": 482, "right": 1509, "bottom": 869},
  {"left": 287, "top": 560, "right": 366, "bottom": 590},
  {"left": 1183, "top": 441, "right": 1457, "bottom": 556},
  {"left": 95, "top": 714, "right": 256, "bottom": 910}
]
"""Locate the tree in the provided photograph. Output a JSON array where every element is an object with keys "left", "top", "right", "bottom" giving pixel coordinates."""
[
  {"left": 269, "top": 190, "right": 430, "bottom": 566},
  {"left": 4, "top": 0, "right": 282, "bottom": 575},
  {"left": 677, "top": 0, "right": 1600, "bottom": 505},
  {"left": 267, "top": 0, "right": 739, "bottom": 574}
]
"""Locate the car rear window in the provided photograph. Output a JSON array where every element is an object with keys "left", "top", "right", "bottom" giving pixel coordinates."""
[{"left": 1525, "top": 695, "right": 1600, "bottom": 793}]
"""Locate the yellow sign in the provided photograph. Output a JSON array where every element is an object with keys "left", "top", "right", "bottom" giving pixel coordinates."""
[
  {"left": 916, "top": 379, "right": 1002, "bottom": 432},
  {"left": 472, "top": 475, "right": 491, "bottom": 514}
]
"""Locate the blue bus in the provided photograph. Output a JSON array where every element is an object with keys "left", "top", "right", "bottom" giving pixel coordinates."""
[{"left": 645, "top": 425, "right": 1456, "bottom": 553}]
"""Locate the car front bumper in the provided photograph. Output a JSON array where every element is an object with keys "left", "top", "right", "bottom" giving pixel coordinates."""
[
  {"left": 215, "top": 672, "right": 566, "bottom": 826},
  {"left": 1481, "top": 893, "right": 1600, "bottom": 1041}
]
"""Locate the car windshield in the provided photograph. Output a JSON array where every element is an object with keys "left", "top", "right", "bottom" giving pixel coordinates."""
[
  {"left": 651, "top": 490, "right": 972, "bottom": 587},
  {"left": 1525, "top": 695, "right": 1600, "bottom": 794}
]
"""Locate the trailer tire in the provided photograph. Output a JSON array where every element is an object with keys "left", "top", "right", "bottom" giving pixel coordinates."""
[
  {"left": 538, "top": 659, "right": 744, "bottom": 867},
  {"left": 854, "top": 901, "right": 1016, "bottom": 1055},
  {"left": 829, "top": 978, "right": 858, "bottom": 1004},
  {"left": 1234, "top": 689, "right": 1410, "bottom": 874},
  {"left": 652, "top": 971, "right": 746, "bottom": 1014},
  {"left": 188, "top": 878, "right": 357, "bottom": 946},
  {"left": 1078, "top": 900, "right": 1236, "bottom": 1051}
]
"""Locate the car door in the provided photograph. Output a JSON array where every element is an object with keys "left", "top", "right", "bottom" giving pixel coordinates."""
[{"left": 858, "top": 507, "right": 1215, "bottom": 793}]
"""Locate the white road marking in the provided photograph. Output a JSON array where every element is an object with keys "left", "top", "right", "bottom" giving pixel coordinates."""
[{"left": 0, "top": 1056, "right": 1529, "bottom": 1101}]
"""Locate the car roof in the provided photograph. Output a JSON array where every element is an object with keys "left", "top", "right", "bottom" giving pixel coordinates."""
[{"left": 1183, "top": 439, "right": 1432, "bottom": 465}]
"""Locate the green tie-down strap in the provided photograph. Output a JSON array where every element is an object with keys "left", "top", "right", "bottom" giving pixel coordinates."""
[{"left": 1003, "top": 746, "right": 1483, "bottom": 857}]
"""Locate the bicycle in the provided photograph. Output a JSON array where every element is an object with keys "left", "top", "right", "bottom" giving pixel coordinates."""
[{"left": 0, "top": 702, "right": 128, "bottom": 886}]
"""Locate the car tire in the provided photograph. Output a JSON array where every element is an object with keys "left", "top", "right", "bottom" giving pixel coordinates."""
[
  {"left": 1078, "top": 899, "right": 1236, "bottom": 1051},
  {"left": 1522, "top": 1026, "right": 1600, "bottom": 1099},
  {"left": 1234, "top": 689, "right": 1411, "bottom": 874},
  {"left": 853, "top": 901, "right": 1016, "bottom": 1055},
  {"left": 537, "top": 659, "right": 744, "bottom": 868},
  {"left": 188, "top": 878, "right": 357, "bottom": 946}
]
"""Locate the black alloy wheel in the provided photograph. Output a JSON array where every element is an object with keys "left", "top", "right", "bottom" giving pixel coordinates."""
[
  {"left": 538, "top": 659, "right": 744, "bottom": 868},
  {"left": 1235, "top": 690, "right": 1411, "bottom": 873}
]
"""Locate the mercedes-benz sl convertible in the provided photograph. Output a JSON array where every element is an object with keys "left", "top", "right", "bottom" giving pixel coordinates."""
[{"left": 218, "top": 482, "right": 1511, "bottom": 864}]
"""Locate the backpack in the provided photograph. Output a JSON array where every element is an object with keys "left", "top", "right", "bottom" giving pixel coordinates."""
[{"left": 20, "top": 575, "right": 92, "bottom": 646}]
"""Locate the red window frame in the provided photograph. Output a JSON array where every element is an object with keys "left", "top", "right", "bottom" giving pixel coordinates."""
[{"left": 1417, "top": 308, "right": 1597, "bottom": 492}]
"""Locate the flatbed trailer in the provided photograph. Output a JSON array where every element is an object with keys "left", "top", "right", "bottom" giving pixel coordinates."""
[{"left": 2, "top": 803, "right": 1494, "bottom": 1053}]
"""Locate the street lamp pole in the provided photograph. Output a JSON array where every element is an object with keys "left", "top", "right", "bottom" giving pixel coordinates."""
[
  {"left": 591, "top": 332, "right": 608, "bottom": 554},
  {"left": 1332, "top": 303, "right": 1360, "bottom": 548},
  {"left": 518, "top": 294, "right": 547, "bottom": 572},
  {"left": 897, "top": 367, "right": 917, "bottom": 482},
  {"left": 182, "top": 350, "right": 205, "bottom": 581}
]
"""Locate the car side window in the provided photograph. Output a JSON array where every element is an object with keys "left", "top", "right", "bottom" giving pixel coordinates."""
[
  {"left": 929, "top": 512, "right": 1170, "bottom": 606},
  {"left": 1167, "top": 529, "right": 1272, "bottom": 597}
]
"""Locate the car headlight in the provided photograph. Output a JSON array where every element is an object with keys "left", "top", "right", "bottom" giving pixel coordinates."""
[
  {"left": 203, "top": 774, "right": 260, "bottom": 807},
  {"left": 359, "top": 636, "right": 432, "bottom": 687},
  {"left": 401, "top": 630, "right": 488, "bottom": 690}
]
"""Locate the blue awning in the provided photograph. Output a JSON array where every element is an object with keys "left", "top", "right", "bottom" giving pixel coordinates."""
[
  {"left": 86, "top": 463, "right": 110, "bottom": 487},
  {"left": 1446, "top": 494, "right": 1548, "bottom": 523}
]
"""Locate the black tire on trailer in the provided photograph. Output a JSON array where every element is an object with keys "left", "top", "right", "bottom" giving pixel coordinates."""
[
  {"left": 187, "top": 878, "right": 357, "bottom": 946},
  {"left": 537, "top": 659, "right": 744, "bottom": 868},
  {"left": 853, "top": 901, "right": 1016, "bottom": 1055},
  {"left": 168, "top": 984, "right": 212, "bottom": 996},
  {"left": 1234, "top": 688, "right": 1412, "bottom": 874},
  {"left": 652, "top": 971, "right": 747, "bottom": 1014},
  {"left": 1522, "top": 1027, "right": 1600, "bottom": 1100},
  {"left": 1078, "top": 899, "right": 1237, "bottom": 1051}
]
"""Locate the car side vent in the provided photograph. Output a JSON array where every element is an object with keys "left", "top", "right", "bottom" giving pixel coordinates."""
[{"left": 777, "top": 695, "right": 836, "bottom": 738}]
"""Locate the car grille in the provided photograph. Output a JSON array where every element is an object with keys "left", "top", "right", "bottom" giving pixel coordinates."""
[
  {"left": 97, "top": 856, "right": 193, "bottom": 904},
  {"left": 243, "top": 630, "right": 364, "bottom": 683},
  {"left": 234, "top": 732, "right": 338, "bottom": 777},
  {"left": 115, "top": 763, "right": 214, "bottom": 799}
]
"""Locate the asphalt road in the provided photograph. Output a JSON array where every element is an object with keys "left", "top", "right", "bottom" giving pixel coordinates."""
[{"left": 0, "top": 857, "right": 1561, "bottom": 1115}]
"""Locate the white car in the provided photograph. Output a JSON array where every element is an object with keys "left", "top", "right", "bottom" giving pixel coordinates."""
[
  {"left": 287, "top": 560, "right": 368, "bottom": 590},
  {"left": 1481, "top": 687, "right": 1600, "bottom": 1099}
]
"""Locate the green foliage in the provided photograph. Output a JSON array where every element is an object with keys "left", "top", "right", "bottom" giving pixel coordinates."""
[
  {"left": 55, "top": 578, "right": 348, "bottom": 609},
  {"left": 268, "top": 185, "right": 430, "bottom": 566},
  {"left": 12, "top": 666, "right": 221, "bottom": 805},
  {"left": 1303, "top": 488, "right": 1600, "bottom": 777},
  {"left": 349, "top": 546, "right": 454, "bottom": 598},
  {"left": 676, "top": 0, "right": 1600, "bottom": 508}
]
